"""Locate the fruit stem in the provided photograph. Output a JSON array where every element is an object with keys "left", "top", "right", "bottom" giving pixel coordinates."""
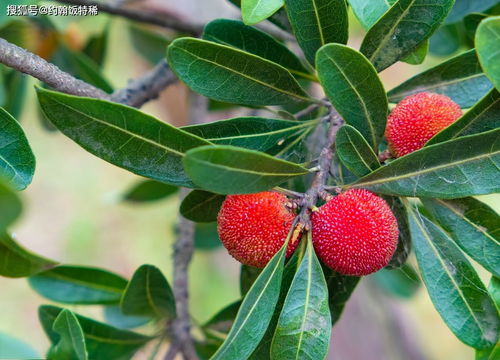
[{"left": 273, "top": 186, "right": 305, "bottom": 198}]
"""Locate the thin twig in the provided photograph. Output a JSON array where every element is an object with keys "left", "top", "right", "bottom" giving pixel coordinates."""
[{"left": 49, "top": 0, "right": 203, "bottom": 35}]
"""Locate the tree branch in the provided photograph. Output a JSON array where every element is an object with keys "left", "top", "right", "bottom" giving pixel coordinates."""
[{"left": 49, "top": 0, "right": 203, "bottom": 35}]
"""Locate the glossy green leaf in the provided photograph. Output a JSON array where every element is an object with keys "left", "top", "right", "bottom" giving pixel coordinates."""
[
  {"left": 241, "top": 0, "right": 284, "bottom": 25},
  {"left": 167, "top": 38, "right": 313, "bottom": 106},
  {"left": 428, "top": 89, "right": 500, "bottom": 145},
  {"left": 317, "top": 44, "right": 388, "bottom": 150},
  {"left": 211, "top": 239, "right": 288, "bottom": 360},
  {"left": 360, "top": 0, "right": 455, "bottom": 72},
  {"left": 429, "top": 23, "right": 463, "bottom": 57},
  {"left": 402, "top": 39, "right": 429, "bottom": 65},
  {"left": 50, "top": 309, "right": 88, "bottom": 360},
  {"left": 422, "top": 198, "right": 500, "bottom": 277},
  {"left": 28, "top": 265, "right": 128, "bottom": 305},
  {"left": 353, "top": 129, "right": 500, "bottom": 198},
  {"left": 39, "top": 305, "right": 151, "bottom": 360},
  {"left": 336, "top": 125, "right": 380, "bottom": 177},
  {"left": 490, "top": 277, "right": 500, "bottom": 308},
  {"left": 202, "top": 19, "right": 311, "bottom": 79},
  {"left": 0, "top": 332, "right": 39, "bottom": 359},
  {"left": 476, "top": 16, "right": 500, "bottom": 91},
  {"left": 2, "top": 68, "right": 28, "bottom": 119},
  {"left": 121, "top": 265, "right": 176, "bottom": 319},
  {"left": 183, "top": 145, "right": 309, "bottom": 195},
  {"left": 128, "top": 24, "right": 170, "bottom": 65},
  {"left": 0, "top": 182, "right": 22, "bottom": 230},
  {"left": 271, "top": 233, "right": 331, "bottom": 360},
  {"left": 446, "top": 0, "right": 499, "bottom": 23},
  {"left": 388, "top": 49, "right": 493, "bottom": 108},
  {"left": 182, "top": 117, "right": 316, "bottom": 154},
  {"left": 36, "top": 87, "right": 211, "bottom": 187},
  {"left": 0, "top": 107, "right": 35, "bottom": 190},
  {"left": 123, "top": 180, "right": 178, "bottom": 203},
  {"left": 180, "top": 190, "right": 225, "bottom": 223},
  {"left": 228, "top": 0, "right": 293, "bottom": 32},
  {"left": 0, "top": 233, "right": 57, "bottom": 278},
  {"left": 203, "top": 301, "right": 242, "bottom": 339},
  {"left": 407, "top": 206, "right": 500, "bottom": 349},
  {"left": 240, "top": 265, "right": 263, "bottom": 297},
  {"left": 348, "top": 0, "right": 395, "bottom": 29},
  {"left": 103, "top": 306, "right": 151, "bottom": 329},
  {"left": 371, "top": 264, "right": 421, "bottom": 299},
  {"left": 285, "top": 0, "right": 348, "bottom": 65},
  {"left": 324, "top": 268, "right": 360, "bottom": 324},
  {"left": 464, "top": 13, "right": 488, "bottom": 40},
  {"left": 385, "top": 196, "right": 412, "bottom": 269},
  {"left": 194, "top": 222, "right": 222, "bottom": 250}
]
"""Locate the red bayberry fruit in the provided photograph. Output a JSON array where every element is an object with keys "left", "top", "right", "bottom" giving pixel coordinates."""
[
  {"left": 217, "top": 192, "right": 297, "bottom": 268},
  {"left": 311, "top": 189, "right": 399, "bottom": 276},
  {"left": 385, "top": 92, "right": 462, "bottom": 157}
]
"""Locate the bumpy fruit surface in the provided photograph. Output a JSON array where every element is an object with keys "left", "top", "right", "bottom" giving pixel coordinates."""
[
  {"left": 217, "top": 192, "right": 297, "bottom": 268},
  {"left": 385, "top": 92, "right": 462, "bottom": 157},
  {"left": 311, "top": 189, "right": 399, "bottom": 276}
]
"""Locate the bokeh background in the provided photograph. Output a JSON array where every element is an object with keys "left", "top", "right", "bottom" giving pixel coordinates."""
[{"left": 0, "top": 0, "right": 497, "bottom": 359}]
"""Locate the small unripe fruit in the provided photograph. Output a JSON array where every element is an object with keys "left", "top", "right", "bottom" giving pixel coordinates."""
[
  {"left": 311, "top": 189, "right": 398, "bottom": 276},
  {"left": 217, "top": 192, "right": 297, "bottom": 268},
  {"left": 385, "top": 92, "right": 462, "bottom": 157}
]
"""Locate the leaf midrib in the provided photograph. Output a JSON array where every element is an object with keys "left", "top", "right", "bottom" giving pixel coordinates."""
[
  {"left": 294, "top": 243, "right": 313, "bottom": 360},
  {"left": 40, "top": 272, "right": 125, "bottom": 295}
]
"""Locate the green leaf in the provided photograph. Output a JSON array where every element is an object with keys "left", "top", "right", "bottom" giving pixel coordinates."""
[
  {"left": 324, "top": 268, "right": 360, "bottom": 324},
  {"left": 180, "top": 190, "right": 225, "bottom": 223},
  {"left": 353, "top": 129, "right": 500, "bottom": 198},
  {"left": 490, "top": 277, "right": 500, "bottom": 309},
  {"left": 183, "top": 145, "right": 309, "bottom": 195},
  {"left": 182, "top": 117, "right": 317, "bottom": 154},
  {"left": 402, "top": 39, "right": 429, "bottom": 65},
  {"left": 385, "top": 196, "right": 412, "bottom": 269},
  {"left": 2, "top": 68, "right": 28, "bottom": 119},
  {"left": 371, "top": 264, "right": 421, "bottom": 299},
  {"left": 50, "top": 309, "right": 88, "bottom": 360},
  {"left": 428, "top": 89, "right": 500, "bottom": 145},
  {"left": 36, "top": 87, "right": 211, "bottom": 187},
  {"left": 28, "top": 265, "right": 128, "bottom": 305},
  {"left": 228, "top": 0, "right": 293, "bottom": 32},
  {"left": 348, "top": 0, "right": 394, "bottom": 29},
  {"left": 476, "top": 16, "right": 500, "bottom": 91},
  {"left": 167, "top": 38, "right": 313, "bottom": 106},
  {"left": 210, "top": 238, "right": 288, "bottom": 360},
  {"left": 0, "top": 181, "right": 22, "bottom": 230},
  {"left": 0, "top": 233, "right": 57, "bottom": 278},
  {"left": 123, "top": 180, "right": 178, "bottom": 203},
  {"left": 317, "top": 44, "right": 388, "bottom": 150},
  {"left": 203, "top": 301, "right": 242, "bottom": 339},
  {"left": 388, "top": 49, "right": 493, "bottom": 108},
  {"left": 422, "top": 198, "right": 500, "bottom": 277},
  {"left": 103, "top": 306, "right": 151, "bottom": 329},
  {"left": 202, "top": 19, "right": 311, "bottom": 79},
  {"left": 241, "top": 0, "right": 284, "bottom": 25},
  {"left": 121, "top": 265, "right": 176, "bottom": 319},
  {"left": 464, "top": 13, "right": 488, "bottom": 40},
  {"left": 39, "top": 305, "right": 151, "bottom": 360},
  {"left": 240, "top": 265, "right": 263, "bottom": 297},
  {"left": 194, "top": 222, "right": 222, "bottom": 250},
  {"left": 360, "top": 0, "right": 455, "bottom": 72},
  {"left": 429, "top": 23, "right": 463, "bottom": 57},
  {"left": 446, "top": 0, "right": 499, "bottom": 24},
  {"left": 271, "top": 233, "right": 331, "bottom": 360},
  {"left": 0, "top": 107, "right": 35, "bottom": 190},
  {"left": 407, "top": 206, "right": 500, "bottom": 349},
  {"left": 0, "top": 332, "right": 39, "bottom": 359},
  {"left": 83, "top": 23, "right": 109, "bottom": 66},
  {"left": 284, "top": 0, "right": 348, "bottom": 65},
  {"left": 336, "top": 125, "right": 380, "bottom": 177},
  {"left": 128, "top": 24, "right": 170, "bottom": 65}
]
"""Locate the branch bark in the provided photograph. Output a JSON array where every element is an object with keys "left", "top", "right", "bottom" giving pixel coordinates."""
[{"left": 49, "top": 0, "right": 203, "bottom": 35}]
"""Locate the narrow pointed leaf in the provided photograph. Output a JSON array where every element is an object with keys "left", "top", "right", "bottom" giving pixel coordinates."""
[
  {"left": 211, "top": 241, "right": 287, "bottom": 360},
  {"left": 121, "top": 265, "right": 176, "bottom": 319},
  {"left": 241, "top": 0, "right": 284, "bottom": 25},
  {"left": 428, "top": 89, "right": 500, "bottom": 145},
  {"left": 50, "top": 309, "right": 88, "bottom": 360},
  {"left": 388, "top": 49, "right": 493, "bottom": 108},
  {"left": 182, "top": 117, "right": 317, "bottom": 153},
  {"left": 202, "top": 19, "right": 310, "bottom": 78},
  {"left": 36, "top": 87, "right": 211, "bottom": 187},
  {"left": 0, "top": 107, "right": 35, "bottom": 190},
  {"left": 0, "top": 182, "right": 22, "bottom": 230},
  {"left": 0, "top": 233, "right": 57, "bottom": 278},
  {"left": 348, "top": 0, "right": 395, "bottom": 29},
  {"left": 408, "top": 207, "right": 500, "bottom": 348},
  {"left": 360, "top": 0, "right": 455, "bottom": 72},
  {"left": 336, "top": 125, "right": 380, "bottom": 177},
  {"left": 123, "top": 180, "right": 178, "bottom": 203},
  {"left": 353, "top": 129, "right": 500, "bottom": 198},
  {"left": 39, "top": 305, "right": 151, "bottom": 360},
  {"left": 180, "top": 190, "right": 225, "bottom": 223},
  {"left": 28, "top": 266, "right": 128, "bottom": 305},
  {"left": 476, "top": 16, "right": 500, "bottom": 91},
  {"left": 271, "top": 234, "right": 331, "bottom": 360},
  {"left": 324, "top": 268, "right": 360, "bottom": 324},
  {"left": 422, "top": 198, "right": 500, "bottom": 277},
  {"left": 317, "top": 44, "right": 388, "bottom": 150},
  {"left": 446, "top": 0, "right": 499, "bottom": 24},
  {"left": 183, "top": 145, "right": 309, "bottom": 195},
  {"left": 285, "top": 0, "right": 348, "bottom": 65},
  {"left": 167, "top": 38, "right": 313, "bottom": 106}
]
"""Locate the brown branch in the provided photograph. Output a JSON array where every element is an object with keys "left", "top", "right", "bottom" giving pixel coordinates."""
[{"left": 49, "top": 0, "right": 203, "bottom": 35}]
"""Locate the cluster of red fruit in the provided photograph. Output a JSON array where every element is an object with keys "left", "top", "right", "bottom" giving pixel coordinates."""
[{"left": 217, "top": 92, "right": 462, "bottom": 276}]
